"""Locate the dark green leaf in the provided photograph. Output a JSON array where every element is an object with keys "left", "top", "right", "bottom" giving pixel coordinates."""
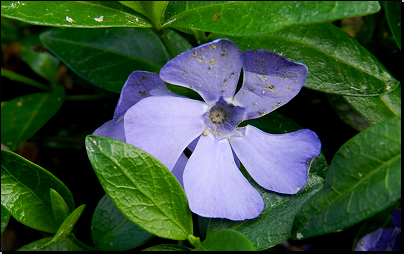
[
  {"left": 1, "top": 85, "right": 65, "bottom": 150},
  {"left": 164, "top": 1, "right": 380, "bottom": 36},
  {"left": 210, "top": 23, "right": 399, "bottom": 96},
  {"left": 20, "top": 39, "right": 60, "bottom": 84},
  {"left": 1, "top": 204, "right": 11, "bottom": 234},
  {"left": 208, "top": 174, "right": 323, "bottom": 250},
  {"left": 195, "top": 229, "right": 255, "bottom": 251},
  {"left": 143, "top": 244, "right": 192, "bottom": 251},
  {"left": 91, "top": 194, "right": 154, "bottom": 251},
  {"left": 292, "top": 116, "right": 401, "bottom": 240},
  {"left": 1, "top": 149, "right": 75, "bottom": 233},
  {"left": 54, "top": 204, "right": 86, "bottom": 240},
  {"left": 50, "top": 188, "right": 71, "bottom": 227},
  {"left": 1, "top": 1, "right": 149, "bottom": 28},
  {"left": 344, "top": 84, "right": 401, "bottom": 125},
  {"left": 17, "top": 235, "right": 86, "bottom": 251},
  {"left": 384, "top": 1, "right": 401, "bottom": 49},
  {"left": 1, "top": 68, "right": 49, "bottom": 91},
  {"left": 40, "top": 27, "right": 190, "bottom": 93},
  {"left": 85, "top": 135, "right": 193, "bottom": 240}
]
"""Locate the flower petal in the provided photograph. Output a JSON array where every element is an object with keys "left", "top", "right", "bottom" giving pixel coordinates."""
[
  {"left": 354, "top": 228, "right": 383, "bottom": 251},
  {"left": 183, "top": 133, "right": 264, "bottom": 220},
  {"left": 229, "top": 125, "right": 321, "bottom": 194},
  {"left": 93, "top": 119, "right": 126, "bottom": 142},
  {"left": 187, "top": 135, "right": 240, "bottom": 168},
  {"left": 113, "top": 71, "right": 172, "bottom": 122},
  {"left": 160, "top": 39, "right": 243, "bottom": 104},
  {"left": 124, "top": 96, "right": 208, "bottom": 170},
  {"left": 171, "top": 153, "right": 188, "bottom": 190},
  {"left": 233, "top": 50, "right": 308, "bottom": 120}
]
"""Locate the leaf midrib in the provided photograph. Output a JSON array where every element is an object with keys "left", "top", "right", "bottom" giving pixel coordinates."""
[{"left": 93, "top": 141, "right": 189, "bottom": 239}]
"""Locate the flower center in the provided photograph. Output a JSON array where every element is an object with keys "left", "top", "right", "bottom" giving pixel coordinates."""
[
  {"left": 210, "top": 107, "right": 227, "bottom": 123},
  {"left": 204, "top": 97, "right": 245, "bottom": 139}
]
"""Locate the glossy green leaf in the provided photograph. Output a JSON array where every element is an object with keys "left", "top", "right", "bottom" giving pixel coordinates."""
[
  {"left": 210, "top": 22, "right": 399, "bottom": 96},
  {"left": 352, "top": 202, "right": 400, "bottom": 250},
  {"left": 142, "top": 244, "right": 192, "bottom": 251},
  {"left": 344, "top": 84, "right": 401, "bottom": 125},
  {"left": 1, "top": 149, "right": 75, "bottom": 233},
  {"left": 1, "top": 85, "right": 65, "bottom": 150},
  {"left": 384, "top": 1, "right": 401, "bottom": 49},
  {"left": 50, "top": 188, "right": 71, "bottom": 227},
  {"left": 292, "top": 116, "right": 401, "bottom": 240},
  {"left": 208, "top": 174, "right": 323, "bottom": 250},
  {"left": 1, "top": 1, "right": 150, "bottom": 28},
  {"left": 85, "top": 135, "right": 193, "bottom": 240},
  {"left": 163, "top": 1, "right": 380, "bottom": 36},
  {"left": 20, "top": 40, "right": 60, "bottom": 84},
  {"left": 1, "top": 204, "right": 11, "bottom": 234},
  {"left": 40, "top": 27, "right": 191, "bottom": 93},
  {"left": 54, "top": 204, "right": 86, "bottom": 240},
  {"left": 1, "top": 68, "right": 49, "bottom": 91},
  {"left": 91, "top": 194, "right": 154, "bottom": 251},
  {"left": 17, "top": 235, "right": 87, "bottom": 251},
  {"left": 194, "top": 229, "right": 255, "bottom": 251}
]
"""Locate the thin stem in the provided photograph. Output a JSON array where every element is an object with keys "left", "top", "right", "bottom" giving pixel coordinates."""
[{"left": 152, "top": 27, "right": 178, "bottom": 59}]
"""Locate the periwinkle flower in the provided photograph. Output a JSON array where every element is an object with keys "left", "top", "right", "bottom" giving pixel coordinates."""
[
  {"left": 355, "top": 209, "right": 401, "bottom": 251},
  {"left": 117, "top": 39, "right": 321, "bottom": 221}
]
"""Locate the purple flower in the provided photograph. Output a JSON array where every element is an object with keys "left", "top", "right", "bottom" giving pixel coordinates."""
[
  {"left": 355, "top": 209, "right": 401, "bottom": 251},
  {"left": 120, "top": 39, "right": 321, "bottom": 221}
]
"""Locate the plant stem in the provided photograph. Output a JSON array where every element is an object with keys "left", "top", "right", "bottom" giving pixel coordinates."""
[{"left": 152, "top": 27, "right": 178, "bottom": 59}]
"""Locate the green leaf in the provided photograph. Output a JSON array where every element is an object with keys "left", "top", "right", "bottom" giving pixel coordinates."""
[
  {"left": 20, "top": 39, "right": 60, "bottom": 84},
  {"left": 91, "top": 194, "right": 154, "bottom": 251},
  {"left": 50, "top": 188, "right": 71, "bottom": 227},
  {"left": 384, "top": 1, "right": 401, "bottom": 49},
  {"left": 1, "top": 204, "right": 11, "bottom": 234},
  {"left": 208, "top": 174, "right": 323, "bottom": 250},
  {"left": 1, "top": 1, "right": 150, "bottom": 28},
  {"left": 164, "top": 1, "right": 380, "bottom": 36},
  {"left": 40, "top": 27, "right": 190, "bottom": 93},
  {"left": 344, "top": 83, "right": 401, "bottom": 125},
  {"left": 142, "top": 244, "right": 192, "bottom": 251},
  {"left": 210, "top": 22, "right": 399, "bottom": 96},
  {"left": 54, "top": 204, "right": 86, "bottom": 240},
  {"left": 195, "top": 229, "right": 255, "bottom": 251},
  {"left": 17, "top": 235, "right": 86, "bottom": 251},
  {"left": 1, "top": 68, "right": 49, "bottom": 91},
  {"left": 1, "top": 85, "right": 65, "bottom": 150},
  {"left": 292, "top": 116, "right": 401, "bottom": 240},
  {"left": 85, "top": 135, "right": 193, "bottom": 240},
  {"left": 1, "top": 149, "right": 75, "bottom": 233}
]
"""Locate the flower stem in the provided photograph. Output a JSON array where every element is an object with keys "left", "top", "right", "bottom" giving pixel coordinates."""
[{"left": 152, "top": 27, "right": 178, "bottom": 59}]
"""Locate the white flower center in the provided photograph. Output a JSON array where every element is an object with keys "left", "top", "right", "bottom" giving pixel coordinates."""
[{"left": 209, "top": 107, "right": 227, "bottom": 123}]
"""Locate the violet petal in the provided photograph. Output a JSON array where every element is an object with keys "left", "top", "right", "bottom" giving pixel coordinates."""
[
  {"left": 114, "top": 71, "right": 171, "bottom": 122},
  {"left": 183, "top": 133, "right": 264, "bottom": 220},
  {"left": 93, "top": 119, "right": 126, "bottom": 142},
  {"left": 124, "top": 96, "right": 208, "bottom": 170},
  {"left": 229, "top": 125, "right": 321, "bottom": 194},
  {"left": 160, "top": 39, "right": 243, "bottom": 104},
  {"left": 234, "top": 50, "right": 308, "bottom": 120}
]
